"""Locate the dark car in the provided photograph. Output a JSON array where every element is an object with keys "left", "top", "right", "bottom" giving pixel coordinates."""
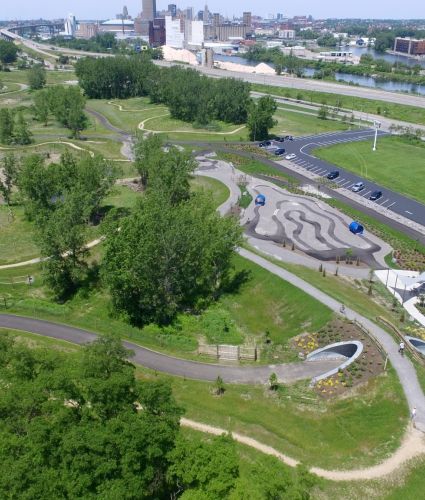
[
  {"left": 327, "top": 170, "right": 340, "bottom": 180},
  {"left": 369, "top": 190, "right": 383, "bottom": 201},
  {"left": 274, "top": 148, "right": 286, "bottom": 156},
  {"left": 259, "top": 140, "right": 271, "bottom": 148},
  {"left": 285, "top": 135, "right": 294, "bottom": 141},
  {"left": 275, "top": 136, "right": 285, "bottom": 142}
]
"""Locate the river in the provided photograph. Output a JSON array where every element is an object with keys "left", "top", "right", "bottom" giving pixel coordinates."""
[{"left": 214, "top": 54, "right": 425, "bottom": 97}]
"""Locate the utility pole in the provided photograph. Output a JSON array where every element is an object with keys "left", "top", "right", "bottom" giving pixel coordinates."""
[{"left": 373, "top": 120, "right": 381, "bottom": 152}]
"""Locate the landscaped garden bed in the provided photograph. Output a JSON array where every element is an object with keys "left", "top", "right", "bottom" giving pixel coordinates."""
[{"left": 291, "top": 319, "right": 385, "bottom": 398}]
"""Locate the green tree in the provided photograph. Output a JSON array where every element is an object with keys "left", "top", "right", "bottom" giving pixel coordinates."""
[
  {"left": 13, "top": 112, "right": 32, "bottom": 145},
  {"left": 269, "top": 372, "right": 279, "bottom": 391},
  {"left": 0, "top": 154, "right": 18, "bottom": 206},
  {"left": 0, "top": 39, "right": 19, "bottom": 64},
  {"left": 168, "top": 434, "right": 239, "bottom": 499},
  {"left": 247, "top": 96, "right": 277, "bottom": 141},
  {"left": 133, "top": 133, "right": 195, "bottom": 202},
  {"left": 0, "top": 333, "right": 183, "bottom": 499},
  {"left": 318, "top": 105, "right": 328, "bottom": 120},
  {"left": 19, "top": 152, "right": 117, "bottom": 298},
  {"left": 317, "top": 33, "right": 337, "bottom": 47},
  {"left": 27, "top": 64, "right": 47, "bottom": 90},
  {"left": 32, "top": 89, "right": 50, "bottom": 125},
  {"left": 47, "top": 85, "right": 88, "bottom": 138},
  {"left": 102, "top": 191, "right": 242, "bottom": 326},
  {"left": 231, "top": 458, "right": 318, "bottom": 499},
  {"left": 0, "top": 108, "right": 14, "bottom": 144}
]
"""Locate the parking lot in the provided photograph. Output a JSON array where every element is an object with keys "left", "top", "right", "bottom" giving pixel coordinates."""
[{"left": 258, "top": 129, "right": 425, "bottom": 227}]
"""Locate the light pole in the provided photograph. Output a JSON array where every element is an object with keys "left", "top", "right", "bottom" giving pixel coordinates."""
[{"left": 372, "top": 120, "right": 381, "bottom": 152}]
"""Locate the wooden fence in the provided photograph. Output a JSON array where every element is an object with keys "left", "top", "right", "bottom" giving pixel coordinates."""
[{"left": 198, "top": 343, "right": 258, "bottom": 361}]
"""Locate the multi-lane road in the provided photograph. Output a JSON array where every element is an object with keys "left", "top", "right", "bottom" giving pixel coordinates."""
[{"left": 259, "top": 129, "right": 425, "bottom": 230}]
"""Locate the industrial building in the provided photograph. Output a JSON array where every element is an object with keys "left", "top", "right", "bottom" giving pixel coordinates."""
[{"left": 394, "top": 37, "right": 425, "bottom": 56}]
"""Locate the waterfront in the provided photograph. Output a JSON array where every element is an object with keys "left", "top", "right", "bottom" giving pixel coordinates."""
[{"left": 215, "top": 54, "right": 425, "bottom": 96}]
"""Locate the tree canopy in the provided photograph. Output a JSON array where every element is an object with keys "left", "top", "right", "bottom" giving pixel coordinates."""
[
  {"left": 0, "top": 39, "right": 19, "bottom": 64},
  {"left": 18, "top": 151, "right": 117, "bottom": 298},
  {"left": 76, "top": 57, "right": 251, "bottom": 126},
  {"left": 27, "top": 64, "right": 47, "bottom": 90},
  {"left": 103, "top": 137, "right": 242, "bottom": 326},
  {"left": 247, "top": 96, "right": 277, "bottom": 141}
]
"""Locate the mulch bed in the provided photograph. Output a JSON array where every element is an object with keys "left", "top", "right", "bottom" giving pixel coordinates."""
[{"left": 291, "top": 319, "right": 385, "bottom": 398}]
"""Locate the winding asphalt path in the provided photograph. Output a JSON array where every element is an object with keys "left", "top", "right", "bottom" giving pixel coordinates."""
[{"left": 0, "top": 314, "right": 339, "bottom": 384}]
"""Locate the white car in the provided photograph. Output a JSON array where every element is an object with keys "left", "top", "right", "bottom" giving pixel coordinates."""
[
  {"left": 285, "top": 154, "right": 296, "bottom": 160},
  {"left": 351, "top": 181, "right": 365, "bottom": 193}
]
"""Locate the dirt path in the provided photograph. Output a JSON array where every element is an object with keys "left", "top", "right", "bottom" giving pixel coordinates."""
[
  {"left": 0, "top": 141, "right": 95, "bottom": 158},
  {"left": 181, "top": 418, "right": 425, "bottom": 481}
]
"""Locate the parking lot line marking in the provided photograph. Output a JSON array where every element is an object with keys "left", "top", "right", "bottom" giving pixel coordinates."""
[
  {"left": 386, "top": 202, "right": 396, "bottom": 209},
  {"left": 405, "top": 210, "right": 413, "bottom": 215},
  {"left": 379, "top": 199, "right": 390, "bottom": 206},
  {"left": 334, "top": 178, "right": 346, "bottom": 184}
]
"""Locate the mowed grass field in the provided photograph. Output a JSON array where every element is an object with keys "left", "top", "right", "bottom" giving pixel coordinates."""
[
  {"left": 314, "top": 136, "right": 425, "bottom": 204},
  {"left": 271, "top": 108, "right": 350, "bottom": 137},
  {"left": 87, "top": 98, "right": 248, "bottom": 141}
]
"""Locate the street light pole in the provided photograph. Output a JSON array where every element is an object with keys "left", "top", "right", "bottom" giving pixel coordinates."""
[{"left": 372, "top": 120, "right": 381, "bottom": 152}]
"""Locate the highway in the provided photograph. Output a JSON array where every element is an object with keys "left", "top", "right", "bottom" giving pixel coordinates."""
[
  {"left": 156, "top": 60, "right": 425, "bottom": 110},
  {"left": 3, "top": 27, "right": 425, "bottom": 111}
]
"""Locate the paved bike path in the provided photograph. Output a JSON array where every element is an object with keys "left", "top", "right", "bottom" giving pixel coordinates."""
[
  {"left": 0, "top": 314, "right": 340, "bottom": 384},
  {"left": 237, "top": 248, "right": 425, "bottom": 432}
]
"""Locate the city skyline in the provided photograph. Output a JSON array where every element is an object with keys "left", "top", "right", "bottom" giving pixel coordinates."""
[{"left": 1, "top": 0, "right": 425, "bottom": 20}]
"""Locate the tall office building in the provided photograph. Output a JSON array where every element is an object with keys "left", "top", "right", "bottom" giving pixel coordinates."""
[
  {"left": 185, "top": 7, "right": 194, "bottom": 21},
  {"left": 203, "top": 4, "right": 210, "bottom": 24},
  {"left": 243, "top": 12, "right": 252, "bottom": 27},
  {"left": 213, "top": 13, "right": 220, "bottom": 27},
  {"left": 167, "top": 4, "right": 177, "bottom": 17},
  {"left": 64, "top": 13, "right": 77, "bottom": 37},
  {"left": 142, "top": 0, "right": 156, "bottom": 21}
]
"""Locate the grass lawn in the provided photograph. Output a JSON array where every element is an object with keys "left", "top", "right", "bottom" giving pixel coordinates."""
[
  {"left": 216, "top": 152, "right": 299, "bottom": 184},
  {"left": 87, "top": 98, "right": 248, "bottom": 142},
  {"left": 0, "top": 185, "right": 140, "bottom": 266},
  {"left": 160, "top": 367, "right": 406, "bottom": 469},
  {"left": 0, "top": 69, "right": 76, "bottom": 87},
  {"left": 271, "top": 108, "right": 349, "bottom": 137},
  {"left": 0, "top": 253, "right": 333, "bottom": 359},
  {"left": 314, "top": 136, "right": 425, "bottom": 204},
  {"left": 0, "top": 82, "right": 21, "bottom": 94},
  {"left": 190, "top": 176, "right": 230, "bottom": 208},
  {"left": 253, "top": 83, "right": 425, "bottom": 127},
  {"left": 246, "top": 244, "right": 407, "bottom": 330},
  {"left": 0, "top": 206, "right": 39, "bottom": 266}
]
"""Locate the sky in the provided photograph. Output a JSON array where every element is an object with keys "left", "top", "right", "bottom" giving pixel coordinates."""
[{"left": 1, "top": 0, "right": 424, "bottom": 21}]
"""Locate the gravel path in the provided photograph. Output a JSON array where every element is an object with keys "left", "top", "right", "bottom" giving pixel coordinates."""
[{"left": 181, "top": 418, "right": 425, "bottom": 481}]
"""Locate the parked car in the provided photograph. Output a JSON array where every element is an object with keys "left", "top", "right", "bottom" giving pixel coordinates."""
[
  {"left": 275, "top": 136, "right": 285, "bottom": 142},
  {"left": 259, "top": 140, "right": 271, "bottom": 148},
  {"left": 369, "top": 190, "right": 383, "bottom": 201},
  {"left": 285, "top": 153, "right": 297, "bottom": 160},
  {"left": 327, "top": 170, "right": 340, "bottom": 180},
  {"left": 351, "top": 181, "right": 365, "bottom": 192},
  {"left": 274, "top": 148, "right": 286, "bottom": 156},
  {"left": 285, "top": 135, "right": 294, "bottom": 141}
]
